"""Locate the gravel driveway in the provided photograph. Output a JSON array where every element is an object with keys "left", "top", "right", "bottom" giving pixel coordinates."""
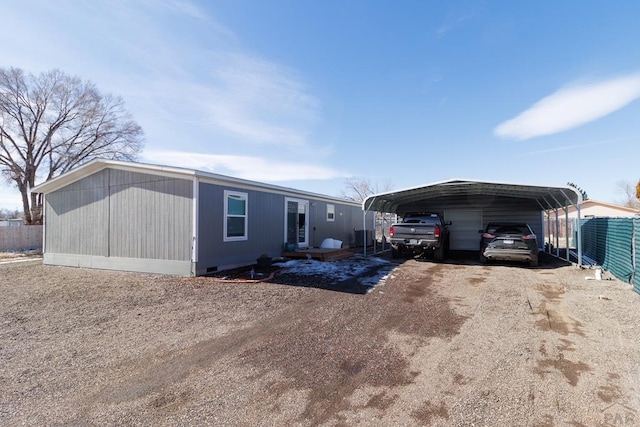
[{"left": 2, "top": 253, "right": 640, "bottom": 426}]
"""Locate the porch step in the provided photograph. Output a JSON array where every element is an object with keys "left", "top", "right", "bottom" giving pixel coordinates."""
[{"left": 281, "top": 247, "right": 354, "bottom": 262}]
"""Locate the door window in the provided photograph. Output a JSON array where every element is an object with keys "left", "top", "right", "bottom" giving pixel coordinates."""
[{"left": 285, "top": 198, "right": 309, "bottom": 247}]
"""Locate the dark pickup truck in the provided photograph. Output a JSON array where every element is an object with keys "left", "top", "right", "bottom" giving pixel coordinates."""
[{"left": 388, "top": 213, "right": 450, "bottom": 261}]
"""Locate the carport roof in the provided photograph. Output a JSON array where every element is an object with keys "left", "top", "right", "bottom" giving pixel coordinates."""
[{"left": 363, "top": 179, "right": 582, "bottom": 213}]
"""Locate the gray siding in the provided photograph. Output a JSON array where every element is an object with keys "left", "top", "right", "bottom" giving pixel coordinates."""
[
  {"left": 46, "top": 169, "right": 110, "bottom": 255},
  {"left": 310, "top": 200, "right": 365, "bottom": 247},
  {"left": 197, "top": 183, "right": 285, "bottom": 273},
  {"left": 44, "top": 166, "right": 367, "bottom": 276},
  {"left": 44, "top": 168, "right": 193, "bottom": 272},
  {"left": 196, "top": 182, "right": 369, "bottom": 273},
  {"left": 108, "top": 170, "right": 192, "bottom": 261}
]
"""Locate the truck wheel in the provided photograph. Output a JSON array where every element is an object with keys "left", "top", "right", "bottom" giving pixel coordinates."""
[
  {"left": 434, "top": 245, "right": 444, "bottom": 262},
  {"left": 391, "top": 246, "right": 399, "bottom": 259},
  {"left": 399, "top": 245, "right": 407, "bottom": 258},
  {"left": 529, "top": 257, "right": 538, "bottom": 268}
]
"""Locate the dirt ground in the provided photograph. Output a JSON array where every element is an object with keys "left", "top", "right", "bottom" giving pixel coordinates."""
[
  {"left": 0, "top": 250, "right": 41, "bottom": 261},
  {"left": 2, "top": 253, "right": 640, "bottom": 426}
]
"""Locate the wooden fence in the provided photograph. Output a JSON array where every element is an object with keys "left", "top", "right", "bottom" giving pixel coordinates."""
[{"left": 0, "top": 225, "right": 43, "bottom": 252}]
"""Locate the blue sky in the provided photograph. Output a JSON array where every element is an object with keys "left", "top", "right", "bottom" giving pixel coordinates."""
[{"left": 1, "top": 0, "right": 640, "bottom": 209}]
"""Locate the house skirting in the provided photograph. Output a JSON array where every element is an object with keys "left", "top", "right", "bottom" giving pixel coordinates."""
[{"left": 43, "top": 253, "right": 193, "bottom": 276}]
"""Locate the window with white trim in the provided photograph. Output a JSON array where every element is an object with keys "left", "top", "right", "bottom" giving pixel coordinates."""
[
  {"left": 326, "top": 204, "right": 335, "bottom": 222},
  {"left": 224, "top": 190, "right": 248, "bottom": 241}
]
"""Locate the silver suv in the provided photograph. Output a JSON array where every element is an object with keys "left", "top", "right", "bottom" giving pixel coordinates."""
[{"left": 479, "top": 223, "right": 538, "bottom": 267}]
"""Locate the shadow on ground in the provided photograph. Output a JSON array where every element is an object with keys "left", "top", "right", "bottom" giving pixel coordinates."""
[
  {"left": 238, "top": 250, "right": 571, "bottom": 296},
  {"left": 389, "top": 250, "right": 571, "bottom": 270}
]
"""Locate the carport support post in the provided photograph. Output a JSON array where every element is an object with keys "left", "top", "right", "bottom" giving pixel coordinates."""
[
  {"left": 373, "top": 213, "right": 377, "bottom": 254},
  {"left": 564, "top": 205, "right": 570, "bottom": 262},
  {"left": 559, "top": 189, "right": 577, "bottom": 263},
  {"left": 381, "top": 213, "right": 385, "bottom": 252},
  {"left": 547, "top": 210, "right": 551, "bottom": 254},
  {"left": 548, "top": 193, "right": 567, "bottom": 259},
  {"left": 576, "top": 204, "right": 583, "bottom": 267},
  {"left": 372, "top": 211, "right": 377, "bottom": 254},
  {"left": 363, "top": 209, "right": 367, "bottom": 256},
  {"left": 554, "top": 208, "right": 560, "bottom": 258},
  {"left": 537, "top": 200, "right": 550, "bottom": 254}
]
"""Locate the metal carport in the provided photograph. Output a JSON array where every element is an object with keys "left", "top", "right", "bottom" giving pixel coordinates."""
[{"left": 362, "top": 179, "right": 584, "bottom": 265}]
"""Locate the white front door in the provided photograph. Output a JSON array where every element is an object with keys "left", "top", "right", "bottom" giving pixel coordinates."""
[{"left": 285, "top": 198, "right": 309, "bottom": 248}]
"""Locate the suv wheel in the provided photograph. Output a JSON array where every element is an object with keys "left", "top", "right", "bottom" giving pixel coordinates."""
[{"left": 434, "top": 245, "right": 444, "bottom": 262}]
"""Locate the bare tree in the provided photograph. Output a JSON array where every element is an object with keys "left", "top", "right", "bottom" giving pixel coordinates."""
[
  {"left": 340, "top": 176, "right": 393, "bottom": 203},
  {"left": 0, "top": 67, "right": 144, "bottom": 224},
  {"left": 0, "top": 208, "right": 21, "bottom": 220},
  {"left": 615, "top": 180, "right": 640, "bottom": 209},
  {"left": 566, "top": 182, "right": 588, "bottom": 201}
]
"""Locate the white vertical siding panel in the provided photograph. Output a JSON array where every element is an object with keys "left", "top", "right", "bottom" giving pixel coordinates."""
[
  {"left": 44, "top": 170, "right": 109, "bottom": 256},
  {"left": 108, "top": 170, "right": 192, "bottom": 261}
]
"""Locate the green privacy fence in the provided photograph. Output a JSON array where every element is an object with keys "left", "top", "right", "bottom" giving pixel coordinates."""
[
  {"left": 635, "top": 217, "right": 640, "bottom": 295},
  {"left": 580, "top": 217, "right": 637, "bottom": 293}
]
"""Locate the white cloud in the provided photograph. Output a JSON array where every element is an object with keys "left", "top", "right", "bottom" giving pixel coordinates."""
[
  {"left": 435, "top": 12, "right": 475, "bottom": 39},
  {"left": 203, "top": 53, "right": 321, "bottom": 145},
  {"left": 525, "top": 136, "right": 636, "bottom": 155},
  {"left": 0, "top": 1, "right": 320, "bottom": 150},
  {"left": 166, "top": 0, "right": 208, "bottom": 20},
  {"left": 0, "top": 1, "right": 333, "bottom": 205},
  {"left": 114, "top": 13, "right": 320, "bottom": 148},
  {"left": 143, "top": 150, "right": 346, "bottom": 182},
  {"left": 495, "top": 72, "right": 640, "bottom": 140}
]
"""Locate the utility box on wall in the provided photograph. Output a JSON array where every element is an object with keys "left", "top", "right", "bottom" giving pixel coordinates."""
[{"left": 354, "top": 229, "right": 373, "bottom": 247}]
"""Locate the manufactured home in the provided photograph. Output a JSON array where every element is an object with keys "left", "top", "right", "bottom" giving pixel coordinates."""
[{"left": 32, "top": 159, "right": 372, "bottom": 276}]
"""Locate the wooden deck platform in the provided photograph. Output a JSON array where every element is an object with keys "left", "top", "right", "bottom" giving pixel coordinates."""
[{"left": 281, "top": 247, "right": 354, "bottom": 262}]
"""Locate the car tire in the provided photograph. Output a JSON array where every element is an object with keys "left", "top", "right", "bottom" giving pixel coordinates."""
[
  {"left": 529, "top": 257, "right": 538, "bottom": 268},
  {"left": 434, "top": 245, "right": 444, "bottom": 262},
  {"left": 479, "top": 253, "right": 488, "bottom": 264},
  {"left": 391, "top": 246, "right": 399, "bottom": 259},
  {"left": 399, "top": 246, "right": 408, "bottom": 259}
]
